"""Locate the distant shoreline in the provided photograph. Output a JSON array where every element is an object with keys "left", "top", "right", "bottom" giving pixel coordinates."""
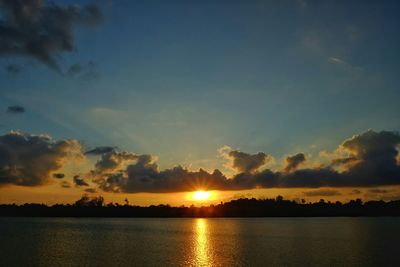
[
  {"left": 1, "top": 196, "right": 400, "bottom": 217},
  {"left": 1, "top": 215, "right": 400, "bottom": 218}
]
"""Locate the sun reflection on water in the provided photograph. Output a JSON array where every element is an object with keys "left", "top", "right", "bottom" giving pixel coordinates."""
[{"left": 192, "top": 218, "right": 214, "bottom": 267}]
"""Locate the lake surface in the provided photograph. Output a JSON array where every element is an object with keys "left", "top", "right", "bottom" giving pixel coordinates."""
[{"left": 0, "top": 217, "right": 399, "bottom": 267}]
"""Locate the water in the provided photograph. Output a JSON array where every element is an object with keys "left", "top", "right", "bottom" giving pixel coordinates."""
[{"left": 0, "top": 217, "right": 399, "bottom": 267}]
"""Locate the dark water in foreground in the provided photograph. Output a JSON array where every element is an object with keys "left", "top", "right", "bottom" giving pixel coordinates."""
[{"left": 0, "top": 217, "right": 399, "bottom": 267}]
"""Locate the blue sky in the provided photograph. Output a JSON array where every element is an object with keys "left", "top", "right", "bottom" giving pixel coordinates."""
[{"left": 1, "top": 0, "right": 399, "bottom": 173}]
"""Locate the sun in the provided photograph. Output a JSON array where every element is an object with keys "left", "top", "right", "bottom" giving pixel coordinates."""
[{"left": 192, "top": 191, "right": 211, "bottom": 201}]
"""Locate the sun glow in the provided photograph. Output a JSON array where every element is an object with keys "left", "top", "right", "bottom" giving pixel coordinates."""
[{"left": 192, "top": 191, "right": 211, "bottom": 201}]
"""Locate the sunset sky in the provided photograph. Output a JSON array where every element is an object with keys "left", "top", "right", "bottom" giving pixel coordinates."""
[{"left": 0, "top": 0, "right": 399, "bottom": 206}]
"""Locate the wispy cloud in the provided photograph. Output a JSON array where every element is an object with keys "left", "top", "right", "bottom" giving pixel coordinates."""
[
  {"left": 328, "top": 57, "right": 345, "bottom": 64},
  {"left": 6, "top": 105, "right": 25, "bottom": 114},
  {"left": 303, "top": 189, "right": 342, "bottom": 197}
]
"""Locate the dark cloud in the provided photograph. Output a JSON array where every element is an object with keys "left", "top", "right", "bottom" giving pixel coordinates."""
[
  {"left": 67, "top": 61, "right": 98, "bottom": 79},
  {"left": 94, "top": 151, "right": 138, "bottom": 173},
  {"left": 335, "top": 130, "right": 400, "bottom": 185},
  {"left": 303, "top": 189, "right": 342, "bottom": 197},
  {"left": 95, "top": 166, "right": 228, "bottom": 194},
  {"left": 67, "top": 63, "right": 84, "bottom": 76},
  {"left": 364, "top": 188, "right": 396, "bottom": 199},
  {"left": 4, "top": 64, "right": 21, "bottom": 75},
  {"left": 228, "top": 150, "right": 269, "bottom": 173},
  {"left": 1, "top": 129, "right": 399, "bottom": 193},
  {"left": 84, "top": 188, "right": 96, "bottom": 193},
  {"left": 0, "top": 131, "right": 83, "bottom": 186},
  {"left": 351, "top": 189, "right": 361, "bottom": 195},
  {"left": 91, "top": 152, "right": 229, "bottom": 193},
  {"left": 257, "top": 130, "right": 400, "bottom": 188},
  {"left": 0, "top": 0, "right": 102, "bottom": 72},
  {"left": 284, "top": 153, "right": 306, "bottom": 172},
  {"left": 368, "top": 188, "right": 391, "bottom": 194},
  {"left": 331, "top": 156, "right": 357, "bottom": 167},
  {"left": 6, "top": 105, "right": 25, "bottom": 113},
  {"left": 90, "top": 130, "right": 400, "bottom": 193},
  {"left": 60, "top": 180, "right": 71, "bottom": 188},
  {"left": 85, "top": 146, "right": 117, "bottom": 155},
  {"left": 74, "top": 175, "right": 89, "bottom": 187},
  {"left": 52, "top": 173, "right": 65, "bottom": 179}
]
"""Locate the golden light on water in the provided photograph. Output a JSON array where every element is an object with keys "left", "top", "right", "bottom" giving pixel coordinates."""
[
  {"left": 193, "top": 219, "right": 214, "bottom": 266},
  {"left": 192, "top": 191, "right": 211, "bottom": 201}
]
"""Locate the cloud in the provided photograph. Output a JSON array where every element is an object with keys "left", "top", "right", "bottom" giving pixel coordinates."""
[
  {"left": 229, "top": 150, "right": 269, "bottom": 173},
  {"left": 364, "top": 188, "right": 397, "bottom": 199},
  {"left": 6, "top": 105, "right": 25, "bottom": 114},
  {"left": 336, "top": 130, "right": 400, "bottom": 183},
  {"left": 331, "top": 156, "right": 358, "bottom": 168},
  {"left": 60, "top": 181, "right": 71, "bottom": 188},
  {"left": 90, "top": 151, "right": 229, "bottom": 193},
  {"left": 52, "top": 173, "right": 65, "bottom": 179},
  {"left": 95, "top": 164, "right": 228, "bottom": 194},
  {"left": 303, "top": 189, "right": 342, "bottom": 197},
  {"left": 368, "top": 188, "right": 391, "bottom": 194},
  {"left": 4, "top": 64, "right": 21, "bottom": 76},
  {"left": 93, "top": 150, "right": 139, "bottom": 173},
  {"left": 284, "top": 153, "right": 306, "bottom": 172},
  {"left": 351, "top": 189, "right": 361, "bottom": 195},
  {"left": 84, "top": 188, "right": 96, "bottom": 193},
  {"left": 85, "top": 146, "right": 117, "bottom": 155},
  {"left": 0, "top": 131, "right": 83, "bottom": 186},
  {"left": 73, "top": 176, "right": 89, "bottom": 187},
  {"left": 219, "top": 147, "right": 270, "bottom": 173},
  {"left": 0, "top": 0, "right": 102, "bottom": 72},
  {"left": 90, "top": 130, "right": 400, "bottom": 193},
  {"left": 67, "top": 63, "right": 85, "bottom": 76},
  {"left": 67, "top": 61, "right": 98, "bottom": 79},
  {"left": 328, "top": 57, "right": 345, "bottom": 64},
  {"left": 1, "top": 129, "right": 399, "bottom": 193}
]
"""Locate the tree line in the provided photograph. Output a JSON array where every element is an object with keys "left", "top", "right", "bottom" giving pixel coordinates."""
[{"left": 1, "top": 195, "right": 400, "bottom": 217}]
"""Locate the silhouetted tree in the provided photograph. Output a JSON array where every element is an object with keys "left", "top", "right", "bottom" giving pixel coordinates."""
[
  {"left": 74, "top": 195, "right": 104, "bottom": 207},
  {"left": 1, "top": 195, "right": 400, "bottom": 217}
]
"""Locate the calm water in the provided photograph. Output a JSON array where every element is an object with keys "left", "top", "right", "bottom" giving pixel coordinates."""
[{"left": 0, "top": 217, "right": 399, "bottom": 267}]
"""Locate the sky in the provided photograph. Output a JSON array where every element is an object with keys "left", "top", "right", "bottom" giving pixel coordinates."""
[{"left": 0, "top": 0, "right": 400, "bottom": 206}]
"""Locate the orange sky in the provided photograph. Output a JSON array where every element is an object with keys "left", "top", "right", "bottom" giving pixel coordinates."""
[{"left": 2, "top": 183, "right": 400, "bottom": 206}]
